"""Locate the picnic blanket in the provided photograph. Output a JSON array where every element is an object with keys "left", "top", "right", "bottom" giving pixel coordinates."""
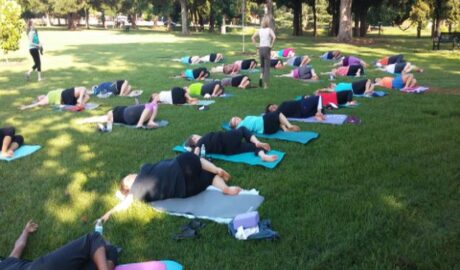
[
  {"left": 114, "top": 120, "right": 169, "bottom": 129},
  {"left": 221, "top": 123, "right": 319, "bottom": 144},
  {"left": 0, "top": 145, "right": 41, "bottom": 162},
  {"left": 115, "top": 260, "right": 183, "bottom": 270},
  {"left": 288, "top": 114, "right": 348, "bottom": 125},
  {"left": 172, "top": 145, "right": 284, "bottom": 169},
  {"left": 150, "top": 187, "right": 264, "bottom": 224}
]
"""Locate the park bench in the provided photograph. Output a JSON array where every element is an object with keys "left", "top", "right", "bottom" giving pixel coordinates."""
[{"left": 432, "top": 32, "right": 460, "bottom": 50}]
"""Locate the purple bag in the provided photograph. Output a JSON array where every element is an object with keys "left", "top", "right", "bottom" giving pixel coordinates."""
[{"left": 233, "top": 211, "right": 260, "bottom": 230}]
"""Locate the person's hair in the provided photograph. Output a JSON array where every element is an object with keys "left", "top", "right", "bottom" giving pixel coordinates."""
[
  {"left": 265, "top": 104, "right": 275, "bottom": 113},
  {"left": 149, "top": 93, "right": 158, "bottom": 103},
  {"left": 26, "top": 19, "right": 33, "bottom": 34},
  {"left": 185, "top": 135, "right": 197, "bottom": 148},
  {"left": 261, "top": 16, "right": 270, "bottom": 28},
  {"left": 223, "top": 64, "right": 232, "bottom": 74}
]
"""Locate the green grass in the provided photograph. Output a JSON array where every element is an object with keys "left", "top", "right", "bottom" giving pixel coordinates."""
[{"left": 0, "top": 27, "right": 459, "bottom": 269}]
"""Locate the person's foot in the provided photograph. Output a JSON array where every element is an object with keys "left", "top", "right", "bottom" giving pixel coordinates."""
[
  {"left": 223, "top": 186, "right": 241, "bottom": 195},
  {"left": 24, "top": 72, "right": 30, "bottom": 81},
  {"left": 328, "top": 102, "right": 338, "bottom": 109},
  {"left": 145, "top": 122, "right": 159, "bottom": 129},
  {"left": 256, "top": 142, "right": 271, "bottom": 151},
  {"left": 288, "top": 125, "right": 300, "bottom": 131},
  {"left": 262, "top": 154, "right": 278, "bottom": 162},
  {"left": 216, "top": 168, "right": 230, "bottom": 181}
]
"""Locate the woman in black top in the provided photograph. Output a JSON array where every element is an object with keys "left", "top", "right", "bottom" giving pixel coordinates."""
[
  {"left": 185, "top": 127, "right": 278, "bottom": 162},
  {"left": 265, "top": 95, "right": 325, "bottom": 121},
  {"left": 1, "top": 126, "right": 24, "bottom": 158},
  {"left": 98, "top": 152, "right": 241, "bottom": 222}
]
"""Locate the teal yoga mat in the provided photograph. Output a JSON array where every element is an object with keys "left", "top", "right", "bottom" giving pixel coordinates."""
[
  {"left": 114, "top": 120, "right": 169, "bottom": 129},
  {"left": 221, "top": 123, "right": 318, "bottom": 144},
  {"left": 172, "top": 145, "right": 284, "bottom": 169},
  {"left": 0, "top": 145, "right": 41, "bottom": 162}
]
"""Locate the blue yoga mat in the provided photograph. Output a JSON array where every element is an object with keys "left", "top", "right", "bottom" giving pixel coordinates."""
[
  {"left": 354, "top": 91, "right": 387, "bottom": 98},
  {"left": 114, "top": 120, "right": 169, "bottom": 129},
  {"left": 0, "top": 145, "right": 41, "bottom": 162},
  {"left": 339, "top": 102, "right": 360, "bottom": 108},
  {"left": 172, "top": 145, "right": 284, "bottom": 169},
  {"left": 221, "top": 123, "right": 318, "bottom": 144},
  {"left": 288, "top": 114, "right": 348, "bottom": 125}
]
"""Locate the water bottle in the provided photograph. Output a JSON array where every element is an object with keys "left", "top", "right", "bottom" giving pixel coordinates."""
[
  {"left": 200, "top": 144, "right": 206, "bottom": 159},
  {"left": 95, "top": 219, "right": 103, "bottom": 235}
]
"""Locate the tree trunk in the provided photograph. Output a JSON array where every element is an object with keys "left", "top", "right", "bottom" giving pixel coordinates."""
[
  {"left": 359, "top": 10, "right": 368, "bottom": 37},
  {"left": 180, "top": 0, "right": 190, "bottom": 35},
  {"left": 329, "top": 0, "right": 340, "bottom": 36},
  {"left": 131, "top": 14, "right": 137, "bottom": 29},
  {"left": 293, "top": 0, "right": 303, "bottom": 36},
  {"left": 416, "top": 21, "right": 422, "bottom": 38},
  {"left": 431, "top": 17, "right": 436, "bottom": 37},
  {"left": 168, "top": 16, "right": 173, "bottom": 32},
  {"left": 198, "top": 12, "right": 204, "bottom": 32},
  {"left": 353, "top": 13, "right": 359, "bottom": 37},
  {"left": 266, "top": 0, "right": 275, "bottom": 30},
  {"left": 337, "top": 0, "right": 352, "bottom": 42},
  {"left": 45, "top": 12, "right": 51, "bottom": 27},
  {"left": 448, "top": 23, "right": 452, "bottom": 33},
  {"left": 221, "top": 14, "right": 226, "bottom": 34},
  {"left": 101, "top": 11, "right": 106, "bottom": 29},
  {"left": 58, "top": 17, "right": 61, "bottom": 26},
  {"left": 67, "top": 13, "right": 77, "bottom": 30},
  {"left": 435, "top": 19, "right": 443, "bottom": 37},
  {"left": 85, "top": 8, "right": 90, "bottom": 29},
  {"left": 312, "top": 0, "right": 317, "bottom": 37},
  {"left": 209, "top": 0, "right": 215, "bottom": 32}
]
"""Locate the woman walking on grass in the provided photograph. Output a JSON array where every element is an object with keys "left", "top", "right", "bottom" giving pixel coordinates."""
[
  {"left": 25, "top": 20, "right": 43, "bottom": 82},
  {"left": 252, "top": 16, "right": 276, "bottom": 89}
]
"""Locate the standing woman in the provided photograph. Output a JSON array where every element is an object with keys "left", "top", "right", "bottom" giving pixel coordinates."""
[
  {"left": 25, "top": 20, "right": 43, "bottom": 81},
  {"left": 252, "top": 16, "right": 276, "bottom": 89}
]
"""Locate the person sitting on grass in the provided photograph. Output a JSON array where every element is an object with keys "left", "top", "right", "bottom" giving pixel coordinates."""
[
  {"left": 276, "top": 65, "right": 319, "bottom": 81},
  {"left": 285, "top": 55, "right": 311, "bottom": 67},
  {"left": 91, "top": 80, "right": 134, "bottom": 97},
  {"left": 180, "top": 67, "right": 210, "bottom": 80},
  {"left": 378, "top": 62, "right": 424, "bottom": 74},
  {"left": 271, "top": 48, "right": 295, "bottom": 58},
  {"left": 320, "top": 50, "right": 342, "bottom": 60},
  {"left": 220, "top": 75, "right": 251, "bottom": 89},
  {"left": 186, "top": 81, "right": 224, "bottom": 99},
  {"left": 229, "top": 111, "right": 300, "bottom": 135},
  {"left": 322, "top": 64, "right": 364, "bottom": 79},
  {"left": 78, "top": 99, "right": 159, "bottom": 130},
  {"left": 150, "top": 87, "right": 198, "bottom": 105},
  {"left": 375, "top": 54, "right": 404, "bottom": 67},
  {"left": 19, "top": 87, "right": 89, "bottom": 110},
  {"left": 265, "top": 95, "right": 325, "bottom": 122},
  {"left": 185, "top": 126, "right": 278, "bottom": 162},
  {"left": 0, "top": 220, "right": 118, "bottom": 270},
  {"left": 374, "top": 74, "right": 417, "bottom": 90},
  {"left": 1, "top": 126, "right": 24, "bottom": 158},
  {"left": 314, "top": 89, "right": 358, "bottom": 108},
  {"left": 97, "top": 152, "right": 241, "bottom": 223},
  {"left": 333, "top": 56, "right": 369, "bottom": 68},
  {"left": 330, "top": 79, "right": 375, "bottom": 96}
]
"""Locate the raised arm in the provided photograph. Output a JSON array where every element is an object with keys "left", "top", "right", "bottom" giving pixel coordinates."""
[{"left": 10, "top": 220, "right": 38, "bottom": 258}]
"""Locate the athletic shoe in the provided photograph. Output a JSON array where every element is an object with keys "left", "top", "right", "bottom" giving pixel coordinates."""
[{"left": 328, "top": 102, "right": 338, "bottom": 109}]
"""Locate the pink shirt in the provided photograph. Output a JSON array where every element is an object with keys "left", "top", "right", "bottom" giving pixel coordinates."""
[
  {"left": 335, "top": 67, "right": 348, "bottom": 76},
  {"left": 144, "top": 101, "right": 158, "bottom": 111}
]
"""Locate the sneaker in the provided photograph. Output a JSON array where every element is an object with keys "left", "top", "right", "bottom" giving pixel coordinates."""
[
  {"left": 328, "top": 102, "right": 338, "bottom": 109},
  {"left": 97, "top": 124, "right": 110, "bottom": 133}
]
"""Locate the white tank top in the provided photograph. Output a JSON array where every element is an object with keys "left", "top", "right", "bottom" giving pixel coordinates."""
[
  {"left": 159, "top": 91, "right": 173, "bottom": 104},
  {"left": 259, "top": 28, "right": 272, "bottom": 48}
]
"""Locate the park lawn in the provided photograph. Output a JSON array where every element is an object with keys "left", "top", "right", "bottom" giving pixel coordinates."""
[{"left": 0, "top": 28, "right": 459, "bottom": 269}]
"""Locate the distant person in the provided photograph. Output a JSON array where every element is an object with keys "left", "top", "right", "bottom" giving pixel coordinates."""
[
  {"left": 374, "top": 74, "right": 417, "bottom": 89},
  {"left": 333, "top": 56, "right": 369, "bottom": 68},
  {"left": 180, "top": 67, "right": 210, "bottom": 80},
  {"left": 378, "top": 62, "right": 423, "bottom": 74},
  {"left": 220, "top": 75, "right": 251, "bottom": 89},
  {"left": 91, "top": 80, "right": 133, "bottom": 96},
  {"left": 24, "top": 20, "right": 43, "bottom": 82},
  {"left": 375, "top": 54, "right": 404, "bottom": 67},
  {"left": 252, "top": 16, "right": 276, "bottom": 89},
  {"left": 271, "top": 48, "right": 295, "bottom": 58},
  {"left": 322, "top": 64, "right": 364, "bottom": 79},
  {"left": 149, "top": 87, "right": 198, "bottom": 105},
  {"left": 285, "top": 55, "right": 311, "bottom": 67},
  {"left": 320, "top": 50, "right": 342, "bottom": 60},
  {"left": 330, "top": 79, "right": 375, "bottom": 96},
  {"left": 277, "top": 65, "right": 319, "bottom": 81},
  {"left": 186, "top": 81, "right": 225, "bottom": 98},
  {"left": 265, "top": 96, "right": 325, "bottom": 121}
]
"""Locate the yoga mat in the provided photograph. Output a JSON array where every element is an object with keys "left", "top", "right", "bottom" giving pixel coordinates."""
[
  {"left": 241, "top": 68, "right": 260, "bottom": 73},
  {"left": 193, "top": 100, "right": 215, "bottom": 106},
  {"left": 55, "top": 103, "right": 100, "bottom": 111},
  {"left": 172, "top": 145, "right": 284, "bottom": 169},
  {"left": 288, "top": 114, "right": 348, "bottom": 125},
  {"left": 220, "top": 93, "right": 234, "bottom": 98},
  {"left": 339, "top": 102, "right": 360, "bottom": 108},
  {"left": 401, "top": 86, "right": 428, "bottom": 94},
  {"left": 114, "top": 120, "right": 169, "bottom": 129},
  {"left": 115, "top": 260, "right": 183, "bottom": 270},
  {"left": 354, "top": 91, "right": 387, "bottom": 98},
  {"left": 221, "top": 123, "right": 319, "bottom": 144},
  {"left": 0, "top": 145, "right": 41, "bottom": 162},
  {"left": 150, "top": 188, "right": 264, "bottom": 224}
]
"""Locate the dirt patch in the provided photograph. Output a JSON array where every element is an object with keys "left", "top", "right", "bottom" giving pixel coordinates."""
[{"left": 427, "top": 87, "right": 460, "bottom": 95}]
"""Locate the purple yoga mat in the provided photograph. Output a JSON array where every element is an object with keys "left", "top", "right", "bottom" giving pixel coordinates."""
[{"left": 288, "top": 114, "right": 348, "bottom": 125}]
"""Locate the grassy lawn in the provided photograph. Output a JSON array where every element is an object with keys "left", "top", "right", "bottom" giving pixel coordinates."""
[{"left": 0, "top": 27, "right": 459, "bottom": 269}]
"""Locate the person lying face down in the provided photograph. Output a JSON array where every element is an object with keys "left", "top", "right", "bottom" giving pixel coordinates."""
[
  {"left": 285, "top": 55, "right": 311, "bottom": 67},
  {"left": 19, "top": 87, "right": 89, "bottom": 110},
  {"left": 91, "top": 80, "right": 133, "bottom": 96},
  {"left": 229, "top": 111, "right": 300, "bottom": 135},
  {"left": 1, "top": 126, "right": 24, "bottom": 158},
  {"left": 277, "top": 65, "right": 319, "bottom": 81},
  {"left": 0, "top": 220, "right": 119, "bottom": 270},
  {"left": 271, "top": 48, "right": 295, "bottom": 58},
  {"left": 97, "top": 152, "right": 241, "bottom": 222},
  {"left": 374, "top": 74, "right": 417, "bottom": 90},
  {"left": 150, "top": 87, "right": 198, "bottom": 105},
  {"left": 265, "top": 95, "right": 325, "bottom": 122},
  {"left": 320, "top": 50, "right": 342, "bottom": 60},
  {"left": 220, "top": 75, "right": 251, "bottom": 89},
  {"left": 186, "top": 81, "right": 224, "bottom": 99},
  {"left": 330, "top": 79, "right": 375, "bottom": 96},
  {"left": 333, "top": 56, "right": 369, "bottom": 68},
  {"left": 375, "top": 54, "right": 404, "bottom": 67},
  {"left": 185, "top": 126, "right": 278, "bottom": 162},
  {"left": 379, "top": 62, "right": 423, "bottom": 74},
  {"left": 181, "top": 67, "right": 210, "bottom": 80}
]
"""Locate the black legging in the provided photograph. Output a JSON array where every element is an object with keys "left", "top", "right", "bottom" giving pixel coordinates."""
[
  {"left": 263, "top": 111, "right": 281, "bottom": 134},
  {"left": 1, "top": 127, "right": 24, "bottom": 148},
  {"left": 29, "top": 48, "right": 41, "bottom": 72},
  {"left": 336, "top": 90, "right": 353, "bottom": 105}
]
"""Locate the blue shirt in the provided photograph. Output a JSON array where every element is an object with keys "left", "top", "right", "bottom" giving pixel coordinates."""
[
  {"left": 237, "top": 116, "right": 264, "bottom": 134},
  {"left": 181, "top": 56, "right": 190, "bottom": 64},
  {"left": 335, "top": 83, "right": 353, "bottom": 92}
]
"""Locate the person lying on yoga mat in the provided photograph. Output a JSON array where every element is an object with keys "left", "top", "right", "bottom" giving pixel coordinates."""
[
  {"left": 329, "top": 79, "right": 375, "bottom": 96},
  {"left": 79, "top": 100, "right": 159, "bottom": 129},
  {"left": 333, "top": 56, "right": 369, "bottom": 68},
  {"left": 220, "top": 75, "right": 251, "bottom": 89},
  {"left": 314, "top": 89, "right": 357, "bottom": 107},
  {"left": 91, "top": 80, "right": 133, "bottom": 96},
  {"left": 185, "top": 126, "right": 278, "bottom": 162},
  {"left": 276, "top": 65, "right": 319, "bottom": 81},
  {"left": 271, "top": 48, "right": 295, "bottom": 58},
  {"left": 1, "top": 126, "right": 24, "bottom": 157},
  {"left": 265, "top": 95, "right": 325, "bottom": 122},
  {"left": 199, "top": 53, "right": 223, "bottom": 63},
  {"left": 374, "top": 74, "right": 417, "bottom": 89},
  {"left": 378, "top": 62, "right": 423, "bottom": 74},
  {"left": 270, "top": 59, "right": 284, "bottom": 69},
  {"left": 180, "top": 67, "right": 210, "bottom": 80},
  {"left": 186, "top": 81, "right": 224, "bottom": 98},
  {"left": 322, "top": 64, "right": 363, "bottom": 79},
  {"left": 174, "top": 53, "right": 223, "bottom": 64},
  {"left": 229, "top": 111, "right": 300, "bottom": 134},
  {"left": 19, "top": 87, "right": 89, "bottom": 110},
  {"left": 98, "top": 152, "right": 241, "bottom": 222},
  {"left": 375, "top": 54, "right": 404, "bottom": 67},
  {"left": 150, "top": 87, "right": 198, "bottom": 105},
  {"left": 0, "top": 220, "right": 118, "bottom": 270},
  {"left": 285, "top": 55, "right": 311, "bottom": 67},
  {"left": 320, "top": 50, "right": 342, "bottom": 60},
  {"left": 212, "top": 59, "right": 257, "bottom": 75}
]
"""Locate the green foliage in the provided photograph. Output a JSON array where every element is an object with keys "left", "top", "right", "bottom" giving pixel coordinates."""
[
  {"left": 409, "top": 0, "right": 430, "bottom": 27},
  {"left": 0, "top": 0, "right": 25, "bottom": 54}
]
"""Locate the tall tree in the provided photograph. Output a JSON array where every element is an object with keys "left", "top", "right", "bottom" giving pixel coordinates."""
[
  {"left": 179, "top": 0, "right": 190, "bottom": 34},
  {"left": 265, "top": 0, "right": 276, "bottom": 29},
  {"left": 277, "top": 0, "right": 306, "bottom": 36},
  {"left": 409, "top": 0, "right": 430, "bottom": 38},
  {"left": 0, "top": 0, "right": 25, "bottom": 60},
  {"left": 337, "top": 0, "right": 352, "bottom": 42},
  {"left": 50, "top": 0, "right": 85, "bottom": 29},
  {"left": 306, "top": 0, "right": 317, "bottom": 36},
  {"left": 352, "top": 0, "right": 383, "bottom": 37},
  {"left": 327, "top": 0, "right": 340, "bottom": 36}
]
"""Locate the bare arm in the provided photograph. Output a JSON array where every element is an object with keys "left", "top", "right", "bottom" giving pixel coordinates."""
[
  {"left": 200, "top": 158, "right": 230, "bottom": 181},
  {"left": 251, "top": 30, "right": 259, "bottom": 46},
  {"left": 185, "top": 93, "right": 198, "bottom": 104},
  {"left": 99, "top": 195, "right": 134, "bottom": 223},
  {"left": 269, "top": 29, "right": 276, "bottom": 48},
  {"left": 10, "top": 220, "right": 38, "bottom": 258},
  {"left": 19, "top": 97, "right": 49, "bottom": 110}
]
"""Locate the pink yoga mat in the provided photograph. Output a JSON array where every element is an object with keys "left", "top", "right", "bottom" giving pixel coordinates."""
[{"left": 115, "top": 260, "right": 183, "bottom": 270}]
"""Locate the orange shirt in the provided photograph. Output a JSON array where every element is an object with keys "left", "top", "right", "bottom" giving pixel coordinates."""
[
  {"left": 378, "top": 57, "right": 389, "bottom": 66},
  {"left": 380, "top": 77, "right": 393, "bottom": 89}
]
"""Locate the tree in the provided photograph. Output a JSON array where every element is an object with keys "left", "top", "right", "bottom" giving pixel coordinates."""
[
  {"left": 0, "top": 0, "right": 25, "bottom": 60},
  {"left": 409, "top": 0, "right": 430, "bottom": 37},
  {"left": 306, "top": 0, "right": 317, "bottom": 36},
  {"left": 352, "top": 0, "right": 383, "bottom": 37},
  {"left": 179, "top": 0, "right": 190, "bottom": 34},
  {"left": 327, "top": 0, "right": 340, "bottom": 36},
  {"left": 49, "top": 0, "right": 85, "bottom": 29},
  {"left": 337, "top": 0, "right": 352, "bottom": 42},
  {"left": 277, "top": 0, "right": 306, "bottom": 36}
]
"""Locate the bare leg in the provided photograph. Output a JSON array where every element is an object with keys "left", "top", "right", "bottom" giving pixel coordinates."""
[
  {"left": 278, "top": 113, "right": 300, "bottom": 131},
  {"left": 136, "top": 108, "right": 154, "bottom": 128},
  {"left": 92, "top": 246, "right": 113, "bottom": 270},
  {"left": 77, "top": 113, "right": 110, "bottom": 124},
  {"left": 239, "top": 77, "right": 250, "bottom": 89},
  {"left": 200, "top": 158, "right": 230, "bottom": 181},
  {"left": 211, "top": 84, "right": 223, "bottom": 96},
  {"left": 301, "top": 56, "right": 311, "bottom": 66},
  {"left": 1, "top": 136, "right": 13, "bottom": 157},
  {"left": 120, "top": 81, "right": 130, "bottom": 96},
  {"left": 364, "top": 79, "right": 375, "bottom": 95},
  {"left": 6, "top": 142, "right": 20, "bottom": 156},
  {"left": 211, "top": 175, "right": 241, "bottom": 195}
]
